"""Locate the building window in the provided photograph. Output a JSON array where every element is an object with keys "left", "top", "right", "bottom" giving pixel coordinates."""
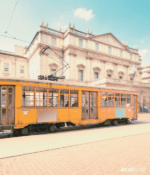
[
  {"left": 120, "top": 51, "right": 123, "bottom": 57},
  {"left": 52, "top": 38, "right": 56, "bottom": 46},
  {"left": 79, "top": 39, "right": 83, "bottom": 47},
  {"left": 20, "top": 66, "right": 24, "bottom": 73},
  {"left": 51, "top": 69, "right": 56, "bottom": 76},
  {"left": 119, "top": 76, "right": 122, "bottom": 79},
  {"left": 4, "top": 63, "right": 9, "bottom": 71},
  {"left": 130, "top": 54, "right": 132, "bottom": 60},
  {"left": 130, "top": 77, "right": 133, "bottom": 80},
  {"left": 94, "top": 72, "right": 99, "bottom": 79},
  {"left": 95, "top": 43, "right": 99, "bottom": 51},
  {"left": 108, "top": 74, "right": 111, "bottom": 78},
  {"left": 108, "top": 47, "right": 111, "bottom": 54},
  {"left": 79, "top": 70, "right": 83, "bottom": 81}
]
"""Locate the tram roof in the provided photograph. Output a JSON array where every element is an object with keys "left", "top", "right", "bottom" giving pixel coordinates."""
[{"left": 0, "top": 77, "right": 136, "bottom": 93}]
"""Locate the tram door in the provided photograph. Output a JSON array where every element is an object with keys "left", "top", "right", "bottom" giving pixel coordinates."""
[
  {"left": 0, "top": 86, "right": 15, "bottom": 125},
  {"left": 82, "top": 91, "right": 97, "bottom": 120},
  {"left": 133, "top": 95, "right": 137, "bottom": 120}
]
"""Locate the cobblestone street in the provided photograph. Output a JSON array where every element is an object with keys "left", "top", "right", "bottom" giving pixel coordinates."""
[
  {"left": 0, "top": 132, "right": 149, "bottom": 175},
  {"left": 0, "top": 114, "right": 150, "bottom": 175}
]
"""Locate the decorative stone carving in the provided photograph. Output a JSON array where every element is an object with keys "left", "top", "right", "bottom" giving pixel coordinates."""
[
  {"left": 72, "top": 23, "right": 75, "bottom": 29},
  {"left": 41, "top": 20, "right": 44, "bottom": 26},
  {"left": 90, "top": 30, "right": 92, "bottom": 34},
  {"left": 46, "top": 22, "right": 48, "bottom": 27},
  {"left": 68, "top": 22, "right": 71, "bottom": 28},
  {"left": 59, "top": 26, "right": 61, "bottom": 32},
  {"left": 87, "top": 28, "right": 89, "bottom": 33}
]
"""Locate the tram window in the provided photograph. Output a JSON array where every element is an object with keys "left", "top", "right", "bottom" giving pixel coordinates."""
[
  {"left": 70, "top": 90, "right": 78, "bottom": 107},
  {"left": 126, "top": 94, "right": 131, "bottom": 107},
  {"left": 101, "top": 92, "right": 107, "bottom": 107},
  {"left": 93, "top": 93, "right": 97, "bottom": 107},
  {"left": 82, "top": 92, "right": 85, "bottom": 107},
  {"left": 48, "top": 89, "right": 58, "bottom": 107},
  {"left": 108, "top": 93, "right": 114, "bottom": 107},
  {"left": 121, "top": 94, "right": 126, "bottom": 107},
  {"left": 60, "top": 89, "right": 69, "bottom": 107},
  {"left": 2, "top": 94, "right": 7, "bottom": 107},
  {"left": 22, "top": 86, "right": 34, "bottom": 107},
  {"left": 36, "top": 87, "right": 47, "bottom": 107},
  {"left": 115, "top": 93, "right": 120, "bottom": 107}
]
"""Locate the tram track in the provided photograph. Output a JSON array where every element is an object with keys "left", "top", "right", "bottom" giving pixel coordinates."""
[{"left": 1, "top": 119, "right": 149, "bottom": 139}]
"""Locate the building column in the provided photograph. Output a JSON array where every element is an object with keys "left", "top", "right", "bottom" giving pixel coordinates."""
[
  {"left": 113, "top": 63, "right": 117, "bottom": 79},
  {"left": 125, "top": 66, "right": 129, "bottom": 80},
  {"left": 102, "top": 61, "right": 106, "bottom": 78},
  {"left": 90, "top": 58, "right": 93, "bottom": 81}
]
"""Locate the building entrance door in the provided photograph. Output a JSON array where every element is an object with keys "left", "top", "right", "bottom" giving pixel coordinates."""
[
  {"left": 0, "top": 86, "right": 15, "bottom": 126},
  {"left": 82, "top": 91, "right": 97, "bottom": 120}
]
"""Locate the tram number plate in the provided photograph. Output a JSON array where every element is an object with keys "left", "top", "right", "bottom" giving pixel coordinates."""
[{"left": 22, "top": 110, "right": 29, "bottom": 115}]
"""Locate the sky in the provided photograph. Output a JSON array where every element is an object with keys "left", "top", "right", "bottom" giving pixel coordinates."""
[{"left": 0, "top": 0, "right": 150, "bottom": 67}]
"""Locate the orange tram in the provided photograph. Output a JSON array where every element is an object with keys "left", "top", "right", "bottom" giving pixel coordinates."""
[{"left": 0, "top": 78, "right": 138, "bottom": 135}]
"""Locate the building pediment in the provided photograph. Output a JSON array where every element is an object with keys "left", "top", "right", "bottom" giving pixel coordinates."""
[
  {"left": 118, "top": 71, "right": 124, "bottom": 76},
  {"left": 49, "top": 63, "right": 58, "bottom": 69},
  {"left": 93, "top": 67, "right": 101, "bottom": 72},
  {"left": 92, "top": 33, "right": 125, "bottom": 49},
  {"left": 77, "top": 64, "right": 85, "bottom": 69},
  {"left": 106, "top": 68, "right": 113, "bottom": 74}
]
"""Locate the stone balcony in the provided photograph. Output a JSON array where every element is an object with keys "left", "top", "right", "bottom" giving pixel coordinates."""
[{"left": 89, "top": 77, "right": 150, "bottom": 88}]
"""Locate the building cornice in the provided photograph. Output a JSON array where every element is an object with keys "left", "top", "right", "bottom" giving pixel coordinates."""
[
  {"left": 64, "top": 44, "right": 141, "bottom": 66},
  {"left": 142, "top": 76, "right": 150, "bottom": 80},
  {"left": 27, "top": 43, "right": 63, "bottom": 60}
]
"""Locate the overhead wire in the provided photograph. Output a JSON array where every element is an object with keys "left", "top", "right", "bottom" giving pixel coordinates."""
[
  {"left": 5, "top": 0, "right": 19, "bottom": 33},
  {"left": 0, "top": 34, "right": 30, "bottom": 43}
]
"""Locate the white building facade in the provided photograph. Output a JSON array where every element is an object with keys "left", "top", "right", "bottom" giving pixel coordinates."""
[
  {"left": 142, "top": 66, "right": 150, "bottom": 83},
  {"left": 0, "top": 22, "right": 150, "bottom": 112}
]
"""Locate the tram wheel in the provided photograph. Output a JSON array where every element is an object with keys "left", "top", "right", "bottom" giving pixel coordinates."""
[
  {"left": 49, "top": 125, "right": 56, "bottom": 133},
  {"left": 13, "top": 129, "right": 20, "bottom": 136},
  {"left": 21, "top": 128, "right": 29, "bottom": 136},
  {"left": 112, "top": 120, "right": 119, "bottom": 126},
  {"left": 126, "top": 119, "right": 130, "bottom": 124}
]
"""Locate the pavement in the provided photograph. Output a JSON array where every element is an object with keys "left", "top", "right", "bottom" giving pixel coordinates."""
[{"left": 0, "top": 113, "right": 150, "bottom": 175}]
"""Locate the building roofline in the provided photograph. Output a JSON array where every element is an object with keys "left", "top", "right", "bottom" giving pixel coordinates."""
[
  {"left": 142, "top": 65, "right": 150, "bottom": 69},
  {"left": 25, "top": 31, "right": 39, "bottom": 54},
  {"left": 0, "top": 51, "right": 27, "bottom": 59}
]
